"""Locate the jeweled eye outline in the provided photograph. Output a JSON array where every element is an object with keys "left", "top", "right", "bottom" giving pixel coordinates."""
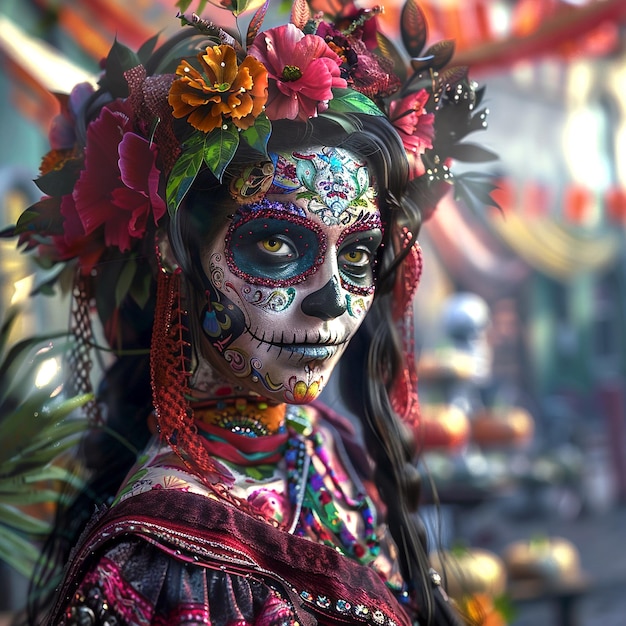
[
  {"left": 337, "top": 237, "right": 380, "bottom": 294},
  {"left": 339, "top": 243, "right": 375, "bottom": 283},
  {"left": 335, "top": 213, "right": 384, "bottom": 296},
  {"left": 224, "top": 208, "right": 328, "bottom": 288}
]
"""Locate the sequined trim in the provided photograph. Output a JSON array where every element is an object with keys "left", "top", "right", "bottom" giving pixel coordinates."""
[
  {"left": 298, "top": 589, "right": 400, "bottom": 626},
  {"left": 64, "top": 583, "right": 123, "bottom": 626}
]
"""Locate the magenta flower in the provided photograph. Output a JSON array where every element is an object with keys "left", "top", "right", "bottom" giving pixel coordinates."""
[
  {"left": 389, "top": 90, "right": 435, "bottom": 179},
  {"left": 248, "top": 488, "right": 288, "bottom": 523},
  {"left": 70, "top": 100, "right": 166, "bottom": 253},
  {"left": 248, "top": 24, "right": 346, "bottom": 121}
]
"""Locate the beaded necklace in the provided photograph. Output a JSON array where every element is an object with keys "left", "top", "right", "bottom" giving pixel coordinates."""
[
  {"left": 193, "top": 396, "right": 287, "bottom": 436},
  {"left": 285, "top": 407, "right": 380, "bottom": 565},
  {"left": 189, "top": 398, "right": 380, "bottom": 563}
]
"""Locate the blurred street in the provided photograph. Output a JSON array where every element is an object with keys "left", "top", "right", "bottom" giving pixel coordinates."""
[
  {"left": 428, "top": 435, "right": 626, "bottom": 626},
  {"left": 495, "top": 503, "right": 626, "bottom": 626}
]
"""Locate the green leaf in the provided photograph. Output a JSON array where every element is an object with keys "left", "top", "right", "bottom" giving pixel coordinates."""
[
  {"left": 0, "top": 307, "right": 20, "bottom": 361},
  {"left": 30, "top": 264, "right": 68, "bottom": 297},
  {"left": 0, "top": 336, "right": 67, "bottom": 405},
  {"left": 327, "top": 89, "right": 384, "bottom": 117},
  {"left": 12, "top": 422, "right": 86, "bottom": 466},
  {"left": 100, "top": 39, "right": 142, "bottom": 98},
  {"left": 3, "top": 439, "right": 82, "bottom": 477},
  {"left": 0, "top": 504, "right": 49, "bottom": 535},
  {"left": 129, "top": 266, "right": 154, "bottom": 311},
  {"left": 0, "top": 363, "right": 52, "bottom": 412},
  {"left": 0, "top": 489, "right": 63, "bottom": 506},
  {"left": 115, "top": 257, "right": 137, "bottom": 307},
  {"left": 0, "top": 527, "right": 40, "bottom": 578},
  {"left": 0, "top": 393, "right": 90, "bottom": 467},
  {"left": 0, "top": 464, "right": 84, "bottom": 492},
  {"left": 203, "top": 123, "right": 239, "bottom": 182},
  {"left": 239, "top": 114, "right": 271, "bottom": 156},
  {"left": 13, "top": 197, "right": 65, "bottom": 240},
  {"left": 94, "top": 254, "right": 129, "bottom": 327},
  {"left": 34, "top": 158, "right": 83, "bottom": 197},
  {"left": 18, "top": 417, "right": 84, "bottom": 455},
  {"left": 137, "top": 33, "right": 161, "bottom": 65},
  {"left": 318, "top": 111, "right": 360, "bottom": 135},
  {"left": 176, "top": 0, "right": 193, "bottom": 12},
  {"left": 166, "top": 133, "right": 206, "bottom": 215}
]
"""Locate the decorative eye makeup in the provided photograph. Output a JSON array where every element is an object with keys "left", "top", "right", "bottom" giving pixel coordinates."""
[
  {"left": 225, "top": 211, "right": 326, "bottom": 286},
  {"left": 223, "top": 204, "right": 383, "bottom": 293},
  {"left": 343, "top": 250, "right": 366, "bottom": 264},
  {"left": 337, "top": 229, "right": 383, "bottom": 293}
]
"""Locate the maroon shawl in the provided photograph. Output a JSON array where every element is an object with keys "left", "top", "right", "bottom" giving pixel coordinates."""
[{"left": 48, "top": 489, "right": 413, "bottom": 626}]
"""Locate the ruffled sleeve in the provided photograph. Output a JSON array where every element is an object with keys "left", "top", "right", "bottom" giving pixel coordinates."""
[{"left": 60, "top": 535, "right": 297, "bottom": 626}]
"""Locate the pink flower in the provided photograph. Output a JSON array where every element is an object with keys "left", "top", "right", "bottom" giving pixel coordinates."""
[
  {"left": 248, "top": 488, "right": 288, "bottom": 523},
  {"left": 53, "top": 194, "right": 104, "bottom": 272},
  {"left": 248, "top": 24, "right": 346, "bottom": 121},
  {"left": 389, "top": 90, "right": 435, "bottom": 179},
  {"left": 69, "top": 100, "right": 166, "bottom": 254}
]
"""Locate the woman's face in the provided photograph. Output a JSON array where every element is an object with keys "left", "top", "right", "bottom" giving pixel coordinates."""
[{"left": 194, "top": 146, "right": 383, "bottom": 403}]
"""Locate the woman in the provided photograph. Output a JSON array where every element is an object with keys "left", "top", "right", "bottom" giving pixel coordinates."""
[{"left": 12, "top": 0, "right": 493, "bottom": 624}]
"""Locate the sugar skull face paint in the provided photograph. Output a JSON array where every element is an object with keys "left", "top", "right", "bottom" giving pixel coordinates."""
[{"left": 194, "top": 146, "right": 383, "bottom": 404}]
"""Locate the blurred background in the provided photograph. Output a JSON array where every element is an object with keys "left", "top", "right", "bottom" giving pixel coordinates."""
[{"left": 1, "top": 0, "right": 626, "bottom": 624}]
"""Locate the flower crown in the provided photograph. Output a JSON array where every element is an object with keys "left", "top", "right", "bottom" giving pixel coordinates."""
[{"left": 7, "top": 0, "right": 495, "bottom": 333}]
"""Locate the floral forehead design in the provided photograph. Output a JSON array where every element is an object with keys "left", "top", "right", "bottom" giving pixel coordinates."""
[
  {"left": 7, "top": 0, "right": 496, "bottom": 332},
  {"left": 279, "top": 148, "right": 373, "bottom": 220},
  {"left": 232, "top": 147, "right": 375, "bottom": 227}
]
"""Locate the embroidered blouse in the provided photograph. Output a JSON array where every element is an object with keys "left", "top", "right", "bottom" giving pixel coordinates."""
[{"left": 47, "top": 404, "right": 417, "bottom": 626}]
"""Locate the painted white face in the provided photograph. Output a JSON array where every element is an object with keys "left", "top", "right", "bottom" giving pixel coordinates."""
[{"left": 195, "top": 146, "right": 383, "bottom": 403}]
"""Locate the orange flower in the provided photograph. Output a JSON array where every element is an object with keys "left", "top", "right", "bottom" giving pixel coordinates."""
[
  {"left": 168, "top": 45, "right": 268, "bottom": 133},
  {"left": 39, "top": 148, "right": 76, "bottom": 176}
]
